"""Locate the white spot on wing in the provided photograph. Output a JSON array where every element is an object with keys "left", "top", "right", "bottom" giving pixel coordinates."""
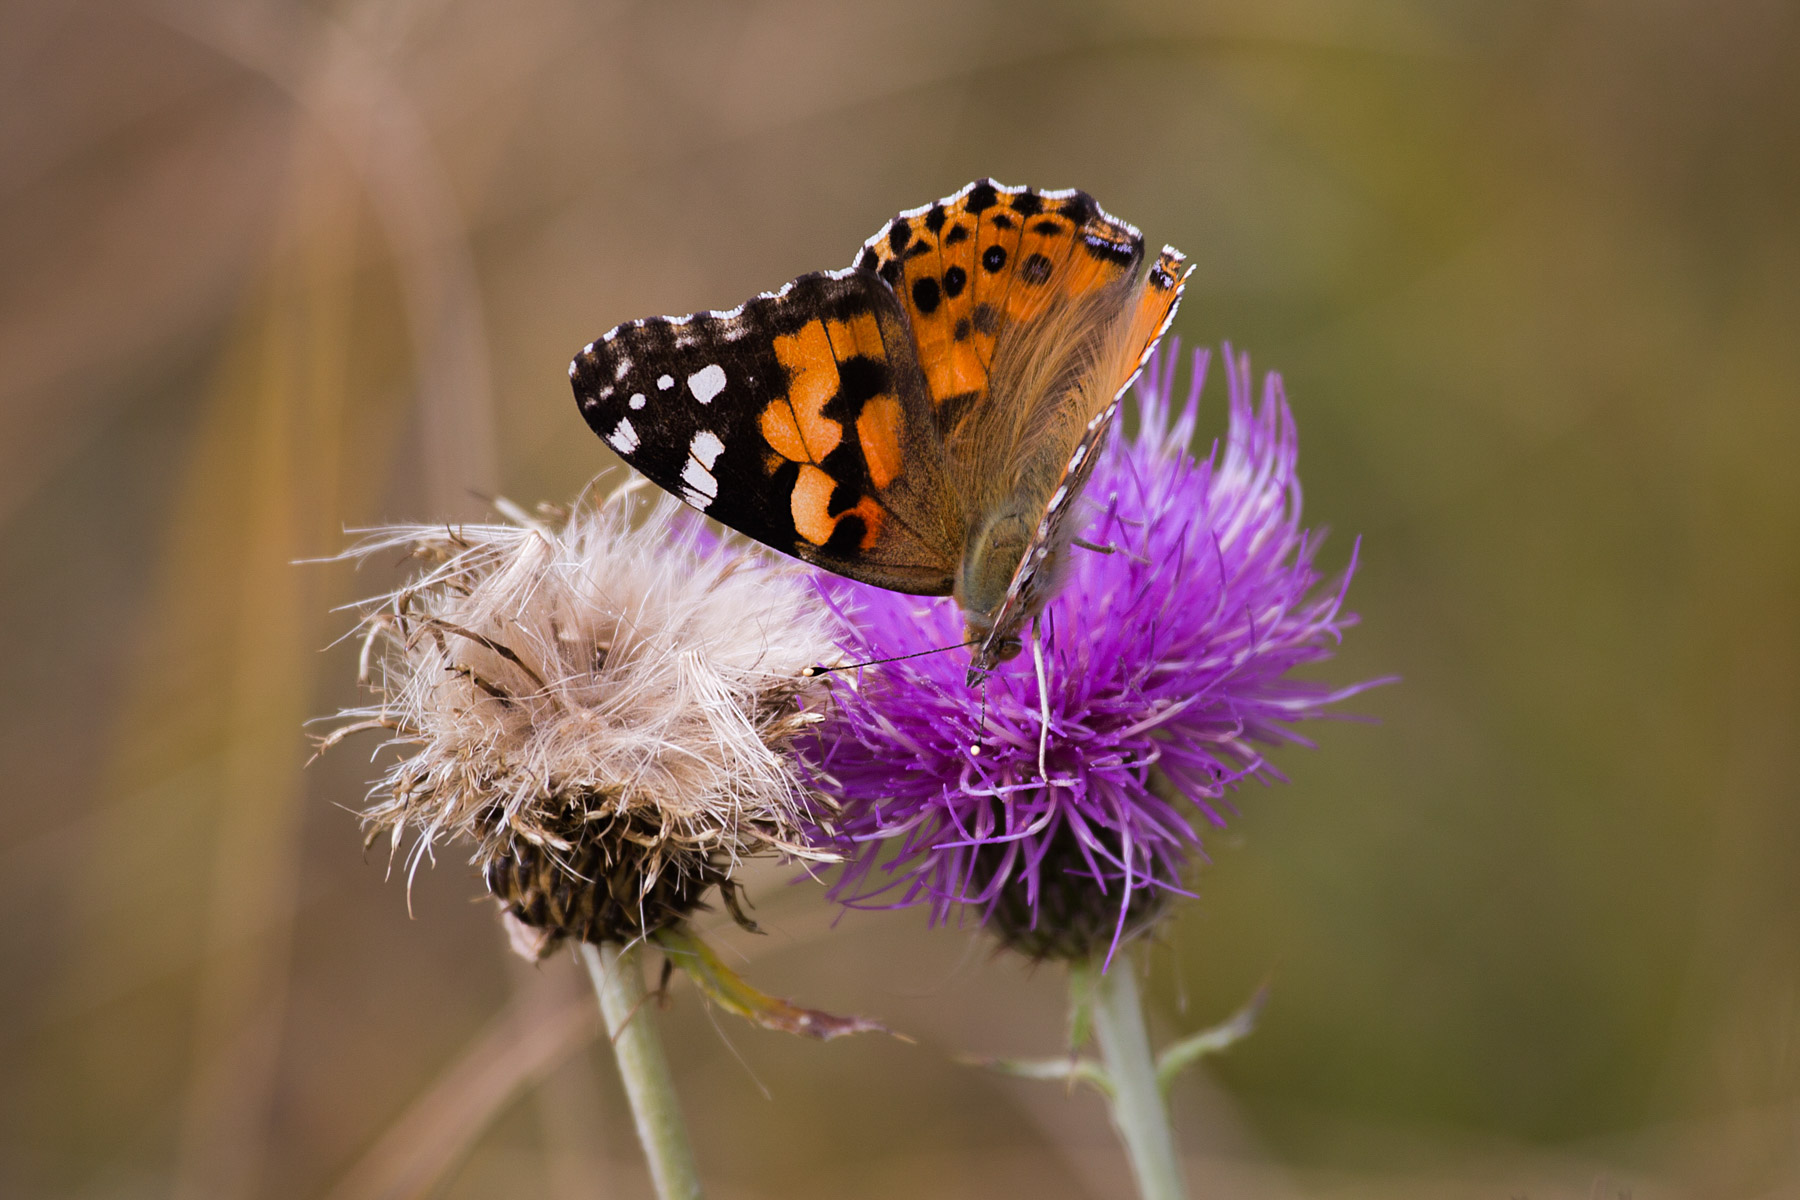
[
  {"left": 629, "top": 393, "right": 646, "bottom": 409},
  {"left": 607, "top": 417, "right": 639, "bottom": 454},
  {"left": 613, "top": 357, "right": 631, "bottom": 381},
  {"left": 689, "top": 429, "right": 725, "bottom": 468},
  {"left": 657, "top": 374, "right": 674, "bottom": 390},
  {"left": 681, "top": 463, "right": 718, "bottom": 507},
  {"left": 681, "top": 431, "right": 723, "bottom": 504},
  {"left": 688, "top": 364, "right": 727, "bottom": 404}
]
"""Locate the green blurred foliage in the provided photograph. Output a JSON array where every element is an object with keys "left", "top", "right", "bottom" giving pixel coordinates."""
[{"left": 2, "top": 1, "right": 1796, "bottom": 1197}]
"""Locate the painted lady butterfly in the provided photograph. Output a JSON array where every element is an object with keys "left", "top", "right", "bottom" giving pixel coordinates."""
[{"left": 570, "top": 179, "right": 1190, "bottom": 684}]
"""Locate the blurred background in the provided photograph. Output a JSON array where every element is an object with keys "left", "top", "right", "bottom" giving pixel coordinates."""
[{"left": 4, "top": 1, "right": 1797, "bottom": 1197}]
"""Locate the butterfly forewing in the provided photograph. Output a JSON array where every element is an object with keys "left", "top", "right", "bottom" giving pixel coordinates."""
[
  {"left": 571, "top": 269, "right": 963, "bottom": 594},
  {"left": 571, "top": 180, "right": 1190, "bottom": 687}
]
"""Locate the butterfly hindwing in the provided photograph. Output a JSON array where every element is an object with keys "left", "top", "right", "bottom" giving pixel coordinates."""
[
  {"left": 571, "top": 269, "right": 963, "bottom": 594},
  {"left": 853, "top": 179, "right": 1146, "bottom": 437},
  {"left": 968, "top": 246, "right": 1195, "bottom": 679}
]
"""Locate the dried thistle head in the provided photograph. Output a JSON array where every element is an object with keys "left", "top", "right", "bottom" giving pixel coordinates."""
[{"left": 324, "top": 487, "right": 841, "bottom": 956}]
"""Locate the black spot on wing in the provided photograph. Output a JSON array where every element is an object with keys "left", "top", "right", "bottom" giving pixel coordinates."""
[
  {"left": 982, "top": 244, "right": 1007, "bottom": 273},
  {"left": 1009, "top": 191, "right": 1044, "bottom": 216},
  {"left": 943, "top": 224, "right": 970, "bottom": 246},
  {"left": 888, "top": 221, "right": 913, "bottom": 253},
  {"left": 971, "top": 303, "right": 1000, "bottom": 334},
  {"left": 1031, "top": 219, "right": 1063, "bottom": 236},
  {"left": 819, "top": 439, "right": 871, "bottom": 499},
  {"left": 832, "top": 355, "right": 890, "bottom": 412},
  {"left": 1082, "top": 234, "right": 1138, "bottom": 267},
  {"left": 991, "top": 213, "right": 1015, "bottom": 231},
  {"left": 827, "top": 476, "right": 864, "bottom": 518},
  {"left": 821, "top": 513, "right": 868, "bottom": 556},
  {"left": 924, "top": 204, "right": 947, "bottom": 234},
  {"left": 942, "top": 265, "right": 966, "bottom": 297},
  {"left": 1057, "top": 192, "right": 1098, "bottom": 225},
  {"left": 911, "top": 276, "right": 941, "bottom": 314},
  {"left": 1020, "top": 253, "right": 1052, "bottom": 285},
  {"left": 965, "top": 181, "right": 999, "bottom": 213}
]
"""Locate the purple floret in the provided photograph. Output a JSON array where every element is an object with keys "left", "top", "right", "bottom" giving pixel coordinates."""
[{"left": 808, "top": 344, "right": 1383, "bottom": 963}]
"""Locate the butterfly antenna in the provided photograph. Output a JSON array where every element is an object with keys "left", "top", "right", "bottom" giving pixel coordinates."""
[{"left": 802, "top": 637, "right": 979, "bottom": 677}]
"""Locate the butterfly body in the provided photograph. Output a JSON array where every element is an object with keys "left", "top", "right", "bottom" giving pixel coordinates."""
[{"left": 571, "top": 180, "right": 1190, "bottom": 683}]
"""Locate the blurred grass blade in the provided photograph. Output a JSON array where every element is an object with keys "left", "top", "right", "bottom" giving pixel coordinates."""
[{"left": 325, "top": 972, "right": 596, "bottom": 1200}]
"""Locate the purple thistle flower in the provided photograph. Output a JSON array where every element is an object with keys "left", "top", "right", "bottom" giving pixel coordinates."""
[{"left": 808, "top": 344, "right": 1385, "bottom": 964}]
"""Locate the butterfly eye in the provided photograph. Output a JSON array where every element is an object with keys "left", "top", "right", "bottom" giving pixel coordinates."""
[{"left": 994, "top": 637, "right": 1024, "bottom": 662}]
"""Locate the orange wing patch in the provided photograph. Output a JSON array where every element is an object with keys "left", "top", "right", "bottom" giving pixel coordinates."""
[
  {"left": 764, "top": 321, "right": 840, "bottom": 462},
  {"left": 791, "top": 463, "right": 884, "bottom": 548},
  {"left": 856, "top": 395, "right": 902, "bottom": 489},
  {"left": 855, "top": 180, "right": 1148, "bottom": 419},
  {"left": 760, "top": 313, "right": 905, "bottom": 551}
]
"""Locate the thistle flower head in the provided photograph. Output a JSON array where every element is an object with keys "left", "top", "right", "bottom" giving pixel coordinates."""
[
  {"left": 811, "top": 345, "right": 1382, "bottom": 963},
  {"left": 327, "top": 487, "right": 840, "bottom": 957}
]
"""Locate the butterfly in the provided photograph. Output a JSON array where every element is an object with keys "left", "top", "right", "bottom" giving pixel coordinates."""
[{"left": 570, "top": 178, "right": 1190, "bottom": 685}]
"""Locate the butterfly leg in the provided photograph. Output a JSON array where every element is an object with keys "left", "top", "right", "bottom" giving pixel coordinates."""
[{"left": 1073, "top": 536, "right": 1152, "bottom": 565}]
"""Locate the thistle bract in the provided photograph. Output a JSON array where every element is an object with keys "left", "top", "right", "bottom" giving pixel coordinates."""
[{"left": 811, "top": 345, "right": 1379, "bottom": 962}]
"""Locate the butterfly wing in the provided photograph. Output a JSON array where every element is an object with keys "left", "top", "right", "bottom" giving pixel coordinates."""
[
  {"left": 853, "top": 179, "right": 1147, "bottom": 438},
  {"left": 571, "top": 268, "right": 964, "bottom": 594},
  {"left": 967, "top": 246, "right": 1195, "bottom": 681}
]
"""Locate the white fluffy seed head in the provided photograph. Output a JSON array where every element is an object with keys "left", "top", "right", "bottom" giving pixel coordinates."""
[{"left": 325, "top": 486, "right": 842, "bottom": 944}]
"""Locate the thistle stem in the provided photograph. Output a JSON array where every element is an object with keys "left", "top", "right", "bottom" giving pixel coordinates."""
[
  {"left": 580, "top": 941, "right": 704, "bottom": 1200},
  {"left": 1085, "top": 955, "right": 1187, "bottom": 1200}
]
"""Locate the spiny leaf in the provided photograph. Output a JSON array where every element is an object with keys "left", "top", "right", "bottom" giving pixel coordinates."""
[
  {"left": 652, "top": 926, "right": 898, "bottom": 1041},
  {"left": 956, "top": 1052, "right": 1114, "bottom": 1098},
  {"left": 1156, "top": 982, "right": 1268, "bottom": 1094}
]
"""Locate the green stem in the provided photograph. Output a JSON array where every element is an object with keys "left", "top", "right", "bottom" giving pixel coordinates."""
[
  {"left": 1083, "top": 955, "right": 1187, "bottom": 1200},
  {"left": 579, "top": 941, "right": 704, "bottom": 1200}
]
